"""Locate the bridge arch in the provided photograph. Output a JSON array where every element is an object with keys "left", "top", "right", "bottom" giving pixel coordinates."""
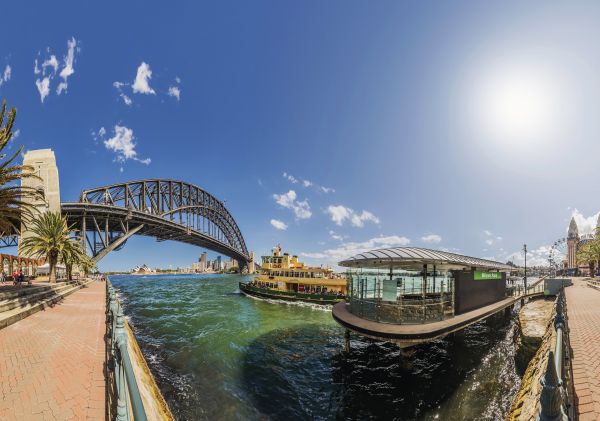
[{"left": 61, "top": 179, "right": 251, "bottom": 267}]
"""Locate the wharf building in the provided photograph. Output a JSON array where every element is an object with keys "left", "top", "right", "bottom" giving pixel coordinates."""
[{"left": 332, "top": 247, "right": 514, "bottom": 348}]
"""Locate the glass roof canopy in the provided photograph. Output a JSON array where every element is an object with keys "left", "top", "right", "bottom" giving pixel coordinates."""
[{"left": 338, "top": 247, "right": 513, "bottom": 271}]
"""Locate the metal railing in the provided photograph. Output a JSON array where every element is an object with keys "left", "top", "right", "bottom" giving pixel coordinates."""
[
  {"left": 538, "top": 289, "right": 574, "bottom": 421},
  {"left": 507, "top": 281, "right": 546, "bottom": 297},
  {"left": 107, "top": 282, "right": 148, "bottom": 421}
]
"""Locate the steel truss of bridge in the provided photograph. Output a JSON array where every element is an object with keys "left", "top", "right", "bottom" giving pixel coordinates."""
[{"left": 61, "top": 179, "right": 250, "bottom": 265}]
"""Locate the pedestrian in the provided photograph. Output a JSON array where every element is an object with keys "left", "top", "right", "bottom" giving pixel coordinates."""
[
  {"left": 12, "top": 269, "right": 19, "bottom": 286},
  {"left": 0, "top": 271, "right": 4, "bottom": 285}
]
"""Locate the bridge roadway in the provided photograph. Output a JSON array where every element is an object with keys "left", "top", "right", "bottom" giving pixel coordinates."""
[{"left": 333, "top": 290, "right": 544, "bottom": 348}]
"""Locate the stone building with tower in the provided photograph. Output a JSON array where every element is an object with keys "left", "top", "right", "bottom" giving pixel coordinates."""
[
  {"left": 18, "top": 149, "right": 61, "bottom": 255},
  {"left": 565, "top": 214, "right": 600, "bottom": 276}
]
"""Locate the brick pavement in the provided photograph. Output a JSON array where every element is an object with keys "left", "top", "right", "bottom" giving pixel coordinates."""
[
  {"left": 0, "top": 281, "right": 106, "bottom": 420},
  {"left": 566, "top": 279, "right": 600, "bottom": 421}
]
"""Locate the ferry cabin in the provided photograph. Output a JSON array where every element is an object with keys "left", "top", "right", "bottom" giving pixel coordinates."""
[{"left": 257, "top": 248, "right": 347, "bottom": 295}]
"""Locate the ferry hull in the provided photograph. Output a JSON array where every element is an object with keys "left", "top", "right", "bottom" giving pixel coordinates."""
[{"left": 239, "top": 282, "right": 344, "bottom": 305}]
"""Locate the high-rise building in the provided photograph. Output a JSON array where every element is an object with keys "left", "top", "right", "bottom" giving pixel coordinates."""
[{"left": 199, "top": 252, "right": 208, "bottom": 271}]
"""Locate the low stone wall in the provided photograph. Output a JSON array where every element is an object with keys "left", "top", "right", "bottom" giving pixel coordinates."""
[
  {"left": 125, "top": 322, "right": 174, "bottom": 421},
  {"left": 507, "top": 299, "right": 556, "bottom": 421},
  {"left": 514, "top": 298, "right": 555, "bottom": 374}
]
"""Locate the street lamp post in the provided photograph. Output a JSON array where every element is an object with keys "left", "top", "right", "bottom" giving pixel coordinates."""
[{"left": 523, "top": 243, "right": 528, "bottom": 294}]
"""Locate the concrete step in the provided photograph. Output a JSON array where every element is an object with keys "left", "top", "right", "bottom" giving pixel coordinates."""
[
  {"left": 0, "top": 280, "right": 93, "bottom": 330},
  {"left": 0, "top": 283, "right": 74, "bottom": 313},
  {"left": 0, "top": 284, "right": 55, "bottom": 300}
]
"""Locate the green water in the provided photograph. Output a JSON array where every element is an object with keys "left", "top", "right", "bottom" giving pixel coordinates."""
[{"left": 110, "top": 274, "right": 522, "bottom": 420}]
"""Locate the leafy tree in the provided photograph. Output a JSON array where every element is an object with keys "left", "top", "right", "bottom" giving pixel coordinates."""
[
  {"left": 577, "top": 239, "right": 600, "bottom": 277},
  {"left": 0, "top": 99, "right": 42, "bottom": 235},
  {"left": 19, "top": 212, "right": 77, "bottom": 282}
]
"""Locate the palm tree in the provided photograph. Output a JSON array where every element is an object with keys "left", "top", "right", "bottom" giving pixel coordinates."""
[
  {"left": 19, "top": 212, "right": 76, "bottom": 282},
  {"left": 0, "top": 99, "right": 42, "bottom": 236},
  {"left": 60, "top": 237, "right": 87, "bottom": 281},
  {"left": 78, "top": 254, "right": 98, "bottom": 277}
]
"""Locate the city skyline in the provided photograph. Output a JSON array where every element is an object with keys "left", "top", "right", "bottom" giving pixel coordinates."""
[{"left": 0, "top": 1, "right": 599, "bottom": 270}]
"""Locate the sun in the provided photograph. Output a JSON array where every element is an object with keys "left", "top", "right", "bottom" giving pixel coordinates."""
[{"left": 467, "top": 59, "right": 565, "bottom": 148}]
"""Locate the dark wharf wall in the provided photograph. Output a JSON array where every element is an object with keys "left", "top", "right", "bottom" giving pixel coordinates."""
[{"left": 453, "top": 270, "right": 506, "bottom": 315}]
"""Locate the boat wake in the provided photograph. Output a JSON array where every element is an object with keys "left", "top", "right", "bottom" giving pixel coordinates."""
[{"left": 240, "top": 291, "right": 332, "bottom": 312}]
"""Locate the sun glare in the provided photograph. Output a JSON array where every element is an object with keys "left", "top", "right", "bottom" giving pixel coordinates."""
[{"left": 467, "top": 60, "right": 566, "bottom": 148}]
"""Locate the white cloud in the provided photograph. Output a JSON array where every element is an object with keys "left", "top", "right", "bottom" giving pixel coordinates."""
[
  {"left": 59, "top": 38, "right": 76, "bottom": 80},
  {"left": 168, "top": 86, "right": 180, "bottom": 101},
  {"left": 272, "top": 190, "right": 312, "bottom": 219},
  {"left": 568, "top": 208, "right": 600, "bottom": 236},
  {"left": 350, "top": 210, "right": 380, "bottom": 227},
  {"left": 329, "top": 230, "right": 346, "bottom": 241},
  {"left": 12, "top": 129, "right": 20, "bottom": 139},
  {"left": 120, "top": 94, "right": 133, "bottom": 106},
  {"left": 326, "top": 205, "right": 380, "bottom": 227},
  {"left": 283, "top": 171, "right": 331, "bottom": 192},
  {"left": 283, "top": 172, "right": 298, "bottom": 184},
  {"left": 102, "top": 125, "right": 151, "bottom": 165},
  {"left": 300, "top": 252, "right": 328, "bottom": 259},
  {"left": 0, "top": 65, "right": 11, "bottom": 87},
  {"left": 482, "top": 229, "right": 502, "bottom": 246},
  {"left": 35, "top": 77, "right": 51, "bottom": 103},
  {"left": 132, "top": 62, "right": 155, "bottom": 95},
  {"left": 421, "top": 234, "right": 442, "bottom": 243},
  {"left": 34, "top": 37, "right": 79, "bottom": 100},
  {"left": 270, "top": 219, "right": 288, "bottom": 230},
  {"left": 104, "top": 125, "right": 137, "bottom": 161},
  {"left": 503, "top": 245, "right": 551, "bottom": 267},
  {"left": 42, "top": 55, "right": 58, "bottom": 74},
  {"left": 274, "top": 190, "right": 296, "bottom": 208},
  {"left": 303, "top": 235, "right": 411, "bottom": 263},
  {"left": 113, "top": 81, "right": 133, "bottom": 105},
  {"left": 56, "top": 38, "right": 78, "bottom": 95},
  {"left": 175, "top": 76, "right": 181, "bottom": 84},
  {"left": 327, "top": 205, "right": 352, "bottom": 226},
  {"left": 98, "top": 126, "right": 106, "bottom": 137}
]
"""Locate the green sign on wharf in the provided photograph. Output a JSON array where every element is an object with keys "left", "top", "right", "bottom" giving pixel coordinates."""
[{"left": 474, "top": 271, "right": 502, "bottom": 280}]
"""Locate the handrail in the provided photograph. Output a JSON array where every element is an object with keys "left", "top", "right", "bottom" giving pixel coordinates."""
[
  {"left": 537, "top": 288, "right": 573, "bottom": 421},
  {"left": 107, "top": 281, "right": 148, "bottom": 421}
]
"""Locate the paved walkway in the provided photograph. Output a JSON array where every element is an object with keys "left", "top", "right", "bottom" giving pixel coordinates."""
[
  {"left": 566, "top": 279, "right": 600, "bottom": 420},
  {"left": 0, "top": 281, "right": 106, "bottom": 420}
]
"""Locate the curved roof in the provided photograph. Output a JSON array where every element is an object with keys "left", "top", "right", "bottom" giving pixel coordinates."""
[{"left": 338, "top": 247, "right": 512, "bottom": 271}]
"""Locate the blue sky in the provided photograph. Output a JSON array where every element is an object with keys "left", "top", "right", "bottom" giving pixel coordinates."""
[{"left": 1, "top": 1, "right": 599, "bottom": 270}]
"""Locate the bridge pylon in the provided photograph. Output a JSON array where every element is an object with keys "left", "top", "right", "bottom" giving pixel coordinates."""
[{"left": 19, "top": 149, "right": 61, "bottom": 255}]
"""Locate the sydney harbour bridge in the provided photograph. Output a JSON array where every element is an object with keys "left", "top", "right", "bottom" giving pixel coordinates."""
[{"left": 2, "top": 177, "right": 253, "bottom": 271}]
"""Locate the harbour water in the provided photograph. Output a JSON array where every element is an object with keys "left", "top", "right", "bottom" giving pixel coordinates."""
[{"left": 110, "top": 274, "right": 522, "bottom": 420}]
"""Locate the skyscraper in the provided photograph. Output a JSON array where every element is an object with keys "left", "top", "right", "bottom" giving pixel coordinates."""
[{"left": 199, "top": 252, "right": 208, "bottom": 272}]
